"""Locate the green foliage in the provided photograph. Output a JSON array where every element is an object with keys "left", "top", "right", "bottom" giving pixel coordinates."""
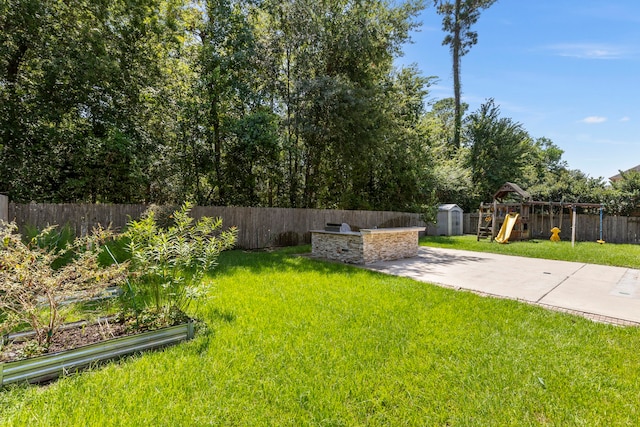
[
  {"left": 431, "top": 152, "right": 476, "bottom": 210},
  {"left": 225, "top": 108, "right": 282, "bottom": 206},
  {"left": 606, "top": 170, "right": 640, "bottom": 215},
  {"left": 434, "top": 0, "right": 497, "bottom": 56},
  {"left": 0, "top": 0, "right": 187, "bottom": 202},
  {"left": 4, "top": 0, "right": 622, "bottom": 216},
  {"left": 464, "top": 99, "right": 531, "bottom": 204},
  {"left": 123, "top": 202, "right": 237, "bottom": 316},
  {"left": 252, "top": 0, "right": 427, "bottom": 209},
  {"left": 116, "top": 305, "right": 191, "bottom": 333},
  {"left": 528, "top": 168, "right": 606, "bottom": 205},
  {"left": 0, "top": 0, "right": 438, "bottom": 212},
  {"left": 0, "top": 222, "right": 128, "bottom": 347},
  {"left": 13, "top": 340, "right": 48, "bottom": 361},
  {"left": 424, "top": 97, "right": 609, "bottom": 211}
]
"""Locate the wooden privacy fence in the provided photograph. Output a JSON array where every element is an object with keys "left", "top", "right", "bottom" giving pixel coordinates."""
[
  {"left": 464, "top": 213, "right": 640, "bottom": 244},
  {"left": 7, "top": 202, "right": 640, "bottom": 246},
  {"left": 0, "top": 194, "right": 7, "bottom": 223},
  {"left": 8, "top": 203, "right": 426, "bottom": 250}
]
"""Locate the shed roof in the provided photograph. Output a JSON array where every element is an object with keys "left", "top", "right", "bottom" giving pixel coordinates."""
[
  {"left": 493, "top": 182, "right": 531, "bottom": 202},
  {"left": 438, "top": 204, "right": 462, "bottom": 211}
]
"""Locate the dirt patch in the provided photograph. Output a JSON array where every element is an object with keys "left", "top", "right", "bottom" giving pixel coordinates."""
[{"left": 1, "top": 320, "right": 131, "bottom": 363}]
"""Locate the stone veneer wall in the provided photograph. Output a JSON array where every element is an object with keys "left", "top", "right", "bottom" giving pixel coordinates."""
[
  {"left": 311, "top": 232, "right": 364, "bottom": 264},
  {"left": 311, "top": 228, "right": 421, "bottom": 264},
  {"left": 361, "top": 230, "right": 418, "bottom": 264}
]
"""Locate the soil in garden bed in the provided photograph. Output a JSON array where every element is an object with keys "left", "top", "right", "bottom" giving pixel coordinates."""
[{"left": 1, "top": 320, "right": 131, "bottom": 363}]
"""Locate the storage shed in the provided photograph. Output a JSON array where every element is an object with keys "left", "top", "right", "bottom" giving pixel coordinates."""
[{"left": 436, "top": 204, "right": 464, "bottom": 236}]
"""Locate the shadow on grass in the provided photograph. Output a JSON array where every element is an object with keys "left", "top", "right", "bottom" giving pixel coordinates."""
[
  {"left": 212, "top": 244, "right": 493, "bottom": 283},
  {"left": 212, "top": 246, "right": 365, "bottom": 278},
  {"left": 210, "top": 308, "right": 236, "bottom": 323},
  {"left": 419, "top": 235, "right": 461, "bottom": 246}
]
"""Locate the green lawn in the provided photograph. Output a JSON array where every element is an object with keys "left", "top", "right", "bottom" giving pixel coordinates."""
[
  {"left": 2, "top": 248, "right": 640, "bottom": 426},
  {"left": 421, "top": 234, "right": 640, "bottom": 269}
]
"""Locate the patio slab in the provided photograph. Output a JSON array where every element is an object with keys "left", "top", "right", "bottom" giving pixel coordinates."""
[{"left": 364, "top": 247, "right": 640, "bottom": 325}]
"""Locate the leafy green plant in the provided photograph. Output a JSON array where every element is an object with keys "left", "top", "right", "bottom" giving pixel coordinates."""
[
  {"left": 123, "top": 202, "right": 237, "bottom": 319},
  {"left": 0, "top": 222, "right": 128, "bottom": 348}
]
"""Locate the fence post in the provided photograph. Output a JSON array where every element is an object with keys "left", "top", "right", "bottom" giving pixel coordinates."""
[{"left": 0, "top": 194, "right": 8, "bottom": 223}]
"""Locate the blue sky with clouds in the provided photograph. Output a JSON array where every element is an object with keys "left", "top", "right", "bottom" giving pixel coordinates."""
[{"left": 397, "top": 1, "right": 640, "bottom": 181}]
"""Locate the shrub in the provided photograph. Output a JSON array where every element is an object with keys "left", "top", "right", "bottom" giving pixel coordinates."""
[
  {"left": 0, "top": 222, "right": 128, "bottom": 348},
  {"left": 123, "top": 202, "right": 237, "bottom": 319}
]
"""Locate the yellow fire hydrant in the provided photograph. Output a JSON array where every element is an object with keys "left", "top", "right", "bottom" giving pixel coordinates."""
[{"left": 550, "top": 226, "right": 561, "bottom": 242}]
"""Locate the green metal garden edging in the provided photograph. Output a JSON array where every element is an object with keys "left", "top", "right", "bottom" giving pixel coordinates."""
[{"left": 1, "top": 321, "right": 194, "bottom": 386}]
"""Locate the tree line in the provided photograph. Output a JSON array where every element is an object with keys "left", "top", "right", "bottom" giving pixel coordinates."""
[{"left": 1, "top": 0, "right": 638, "bottom": 215}]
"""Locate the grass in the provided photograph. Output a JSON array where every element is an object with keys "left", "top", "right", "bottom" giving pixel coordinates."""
[
  {"left": 421, "top": 234, "right": 640, "bottom": 269},
  {"left": 2, "top": 247, "right": 640, "bottom": 425}
]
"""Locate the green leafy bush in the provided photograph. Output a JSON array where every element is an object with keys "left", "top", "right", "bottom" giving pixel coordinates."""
[{"left": 123, "top": 202, "right": 237, "bottom": 319}]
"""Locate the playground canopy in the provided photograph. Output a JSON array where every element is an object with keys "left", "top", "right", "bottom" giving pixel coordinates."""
[{"left": 493, "top": 182, "right": 531, "bottom": 202}]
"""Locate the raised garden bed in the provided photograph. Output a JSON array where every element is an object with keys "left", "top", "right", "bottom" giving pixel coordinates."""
[{"left": 1, "top": 320, "right": 194, "bottom": 386}]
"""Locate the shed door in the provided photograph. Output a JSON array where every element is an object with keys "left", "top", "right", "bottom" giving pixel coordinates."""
[{"left": 452, "top": 210, "right": 462, "bottom": 235}]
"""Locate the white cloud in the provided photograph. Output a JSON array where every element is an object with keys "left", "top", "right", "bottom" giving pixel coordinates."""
[
  {"left": 619, "top": 116, "right": 631, "bottom": 122},
  {"left": 545, "top": 43, "right": 629, "bottom": 59},
  {"left": 574, "top": 133, "right": 633, "bottom": 146},
  {"left": 580, "top": 116, "right": 607, "bottom": 124}
]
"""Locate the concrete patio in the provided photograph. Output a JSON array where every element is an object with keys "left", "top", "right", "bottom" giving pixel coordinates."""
[{"left": 364, "top": 246, "right": 640, "bottom": 326}]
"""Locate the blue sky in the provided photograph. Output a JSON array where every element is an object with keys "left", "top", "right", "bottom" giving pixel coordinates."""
[{"left": 397, "top": 1, "right": 640, "bottom": 181}]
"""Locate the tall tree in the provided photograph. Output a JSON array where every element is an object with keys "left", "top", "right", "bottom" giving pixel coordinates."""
[
  {"left": 464, "top": 99, "right": 530, "bottom": 204},
  {"left": 254, "top": 0, "right": 425, "bottom": 208},
  {"left": 0, "top": 0, "right": 185, "bottom": 203},
  {"left": 424, "top": 97, "right": 468, "bottom": 159},
  {"left": 433, "top": 0, "right": 496, "bottom": 150},
  {"left": 2, "top": 0, "right": 438, "bottom": 211}
]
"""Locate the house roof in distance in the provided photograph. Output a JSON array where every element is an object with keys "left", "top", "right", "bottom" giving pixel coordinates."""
[{"left": 610, "top": 164, "right": 640, "bottom": 182}]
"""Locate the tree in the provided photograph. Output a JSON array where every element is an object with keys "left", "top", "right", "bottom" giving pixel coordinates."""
[
  {"left": 464, "top": 99, "right": 530, "bottom": 204},
  {"left": 424, "top": 97, "right": 468, "bottom": 159},
  {"left": 433, "top": 0, "right": 496, "bottom": 150},
  {"left": 606, "top": 171, "right": 640, "bottom": 215},
  {"left": 355, "top": 66, "right": 436, "bottom": 212},
  {"left": 0, "top": 0, "right": 186, "bottom": 203},
  {"left": 1, "top": 0, "right": 436, "bottom": 211},
  {"left": 253, "top": 0, "right": 426, "bottom": 209},
  {"left": 224, "top": 108, "right": 281, "bottom": 206}
]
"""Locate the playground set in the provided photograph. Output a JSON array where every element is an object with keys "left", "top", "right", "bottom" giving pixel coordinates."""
[{"left": 477, "top": 182, "right": 604, "bottom": 244}]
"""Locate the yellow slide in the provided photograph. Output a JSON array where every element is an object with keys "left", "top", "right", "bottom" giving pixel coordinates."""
[{"left": 495, "top": 213, "right": 519, "bottom": 244}]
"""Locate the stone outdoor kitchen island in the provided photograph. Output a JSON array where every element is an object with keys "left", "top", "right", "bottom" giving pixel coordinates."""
[{"left": 311, "top": 227, "right": 423, "bottom": 264}]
